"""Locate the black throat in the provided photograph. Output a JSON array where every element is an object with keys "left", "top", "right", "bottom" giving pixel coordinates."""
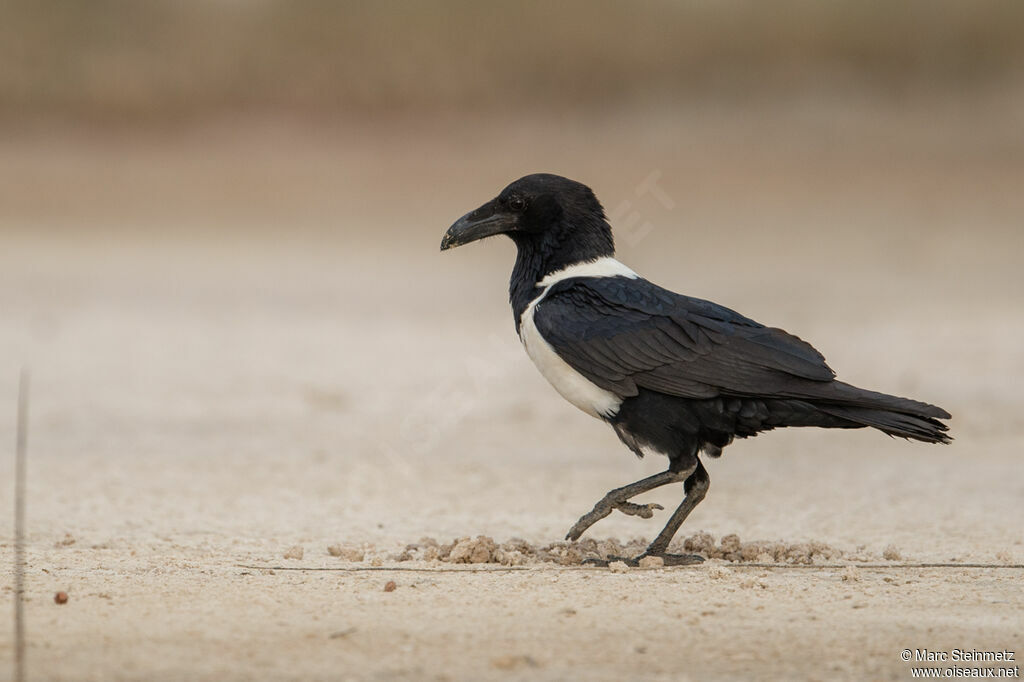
[{"left": 508, "top": 222, "right": 615, "bottom": 332}]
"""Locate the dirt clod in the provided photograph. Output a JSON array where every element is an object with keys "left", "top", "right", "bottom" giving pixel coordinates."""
[
  {"left": 491, "top": 655, "right": 538, "bottom": 670},
  {"left": 54, "top": 591, "right": 69, "bottom": 604},
  {"left": 683, "top": 531, "right": 716, "bottom": 554},
  {"left": 448, "top": 536, "right": 497, "bottom": 563},
  {"left": 841, "top": 566, "right": 861, "bottom": 582},
  {"left": 678, "top": 532, "right": 845, "bottom": 565},
  {"left": 328, "top": 544, "right": 365, "bottom": 562},
  {"left": 383, "top": 581, "right": 397, "bottom": 592},
  {"left": 283, "top": 546, "right": 304, "bottom": 560},
  {"left": 706, "top": 565, "right": 732, "bottom": 580},
  {"left": 344, "top": 533, "right": 883, "bottom": 568}
]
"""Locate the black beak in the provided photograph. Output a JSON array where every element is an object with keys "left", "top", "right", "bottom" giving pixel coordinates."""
[{"left": 440, "top": 200, "right": 518, "bottom": 251}]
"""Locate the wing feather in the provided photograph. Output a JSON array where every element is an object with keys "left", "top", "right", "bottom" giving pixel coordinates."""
[{"left": 532, "top": 277, "right": 836, "bottom": 401}]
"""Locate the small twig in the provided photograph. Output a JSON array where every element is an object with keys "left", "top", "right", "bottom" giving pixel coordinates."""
[
  {"left": 328, "top": 627, "right": 357, "bottom": 639},
  {"left": 237, "top": 562, "right": 1024, "bottom": 573},
  {"left": 735, "top": 563, "right": 1024, "bottom": 570},
  {"left": 238, "top": 564, "right": 538, "bottom": 573},
  {"left": 14, "top": 369, "right": 30, "bottom": 682}
]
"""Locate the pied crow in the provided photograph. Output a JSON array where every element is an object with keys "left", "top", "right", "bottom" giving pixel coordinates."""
[{"left": 441, "top": 173, "right": 951, "bottom": 566}]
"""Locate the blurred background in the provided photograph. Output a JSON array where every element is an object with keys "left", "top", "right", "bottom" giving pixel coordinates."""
[
  {"left": 2, "top": 0, "right": 1024, "bottom": 542},
  {"left": 2, "top": 2, "right": 1023, "bottom": 678},
  {"left": 3, "top": 0, "right": 1024, "bottom": 121},
  {"left": 2, "top": 0, "right": 1023, "bottom": 536},
  {"left": 2, "top": 0, "right": 1022, "bottom": 243}
]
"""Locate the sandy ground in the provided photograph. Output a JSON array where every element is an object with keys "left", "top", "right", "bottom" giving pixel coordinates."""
[{"left": 1, "top": 95, "right": 1023, "bottom": 680}]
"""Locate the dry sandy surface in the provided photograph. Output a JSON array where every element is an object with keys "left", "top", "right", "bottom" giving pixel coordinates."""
[{"left": 1, "top": 96, "right": 1023, "bottom": 680}]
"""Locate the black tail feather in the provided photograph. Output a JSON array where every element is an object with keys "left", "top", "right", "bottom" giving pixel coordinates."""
[
  {"left": 772, "top": 380, "right": 952, "bottom": 443},
  {"left": 817, "top": 404, "right": 951, "bottom": 443},
  {"left": 794, "top": 380, "right": 951, "bottom": 420}
]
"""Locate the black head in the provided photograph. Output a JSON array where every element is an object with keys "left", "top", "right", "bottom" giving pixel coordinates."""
[{"left": 440, "top": 174, "right": 615, "bottom": 270}]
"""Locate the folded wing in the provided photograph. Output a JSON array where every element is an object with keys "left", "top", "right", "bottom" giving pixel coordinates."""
[{"left": 533, "top": 276, "right": 838, "bottom": 401}]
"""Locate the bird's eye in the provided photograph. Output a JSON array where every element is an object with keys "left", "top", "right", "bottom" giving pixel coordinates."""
[{"left": 508, "top": 195, "right": 527, "bottom": 212}]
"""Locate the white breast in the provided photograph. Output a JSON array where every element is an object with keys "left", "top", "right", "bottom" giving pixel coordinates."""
[{"left": 518, "top": 257, "right": 637, "bottom": 419}]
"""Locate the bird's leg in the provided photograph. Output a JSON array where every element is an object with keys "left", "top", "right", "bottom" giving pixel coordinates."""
[
  {"left": 565, "top": 468, "right": 688, "bottom": 543},
  {"left": 636, "top": 460, "right": 710, "bottom": 566}
]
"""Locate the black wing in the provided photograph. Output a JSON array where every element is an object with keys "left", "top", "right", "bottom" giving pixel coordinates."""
[{"left": 532, "top": 276, "right": 836, "bottom": 400}]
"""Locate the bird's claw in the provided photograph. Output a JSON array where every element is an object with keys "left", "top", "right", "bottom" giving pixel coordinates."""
[
  {"left": 582, "top": 552, "right": 705, "bottom": 568},
  {"left": 614, "top": 502, "right": 663, "bottom": 519},
  {"left": 564, "top": 500, "right": 663, "bottom": 541},
  {"left": 657, "top": 553, "right": 705, "bottom": 566},
  {"left": 565, "top": 505, "right": 612, "bottom": 541}
]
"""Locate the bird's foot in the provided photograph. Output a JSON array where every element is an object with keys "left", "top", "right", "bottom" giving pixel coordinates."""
[
  {"left": 581, "top": 555, "right": 631, "bottom": 567},
  {"left": 582, "top": 552, "right": 705, "bottom": 568},
  {"left": 615, "top": 501, "right": 664, "bottom": 519},
  {"left": 565, "top": 500, "right": 664, "bottom": 542},
  {"left": 650, "top": 553, "right": 705, "bottom": 567}
]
